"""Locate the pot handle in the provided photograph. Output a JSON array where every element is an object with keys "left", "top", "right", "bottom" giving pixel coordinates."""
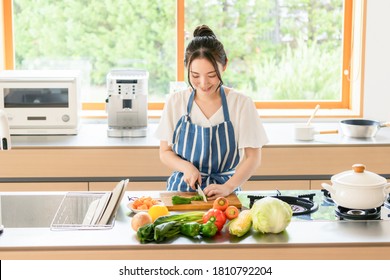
[
  {"left": 380, "top": 122, "right": 390, "bottom": 128},
  {"left": 321, "top": 183, "right": 335, "bottom": 195},
  {"left": 384, "top": 182, "right": 390, "bottom": 194},
  {"left": 318, "top": 129, "right": 339, "bottom": 135}
]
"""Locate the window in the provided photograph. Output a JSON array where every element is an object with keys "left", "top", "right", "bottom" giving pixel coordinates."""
[
  {"left": 10, "top": 0, "right": 177, "bottom": 105},
  {"left": 2, "top": 0, "right": 365, "bottom": 115}
]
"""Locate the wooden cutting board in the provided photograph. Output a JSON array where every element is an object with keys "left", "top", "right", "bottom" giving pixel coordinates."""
[{"left": 159, "top": 191, "right": 242, "bottom": 211}]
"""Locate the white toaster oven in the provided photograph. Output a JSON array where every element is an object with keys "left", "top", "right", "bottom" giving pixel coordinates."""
[{"left": 0, "top": 70, "right": 81, "bottom": 135}]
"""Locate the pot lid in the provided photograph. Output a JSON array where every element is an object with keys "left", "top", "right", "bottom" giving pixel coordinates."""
[{"left": 332, "top": 164, "right": 387, "bottom": 187}]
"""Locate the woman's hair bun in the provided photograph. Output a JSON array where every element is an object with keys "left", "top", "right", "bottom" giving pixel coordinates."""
[{"left": 193, "top": 25, "right": 216, "bottom": 39}]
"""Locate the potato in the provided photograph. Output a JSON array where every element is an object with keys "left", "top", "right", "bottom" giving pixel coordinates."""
[{"left": 131, "top": 212, "right": 153, "bottom": 232}]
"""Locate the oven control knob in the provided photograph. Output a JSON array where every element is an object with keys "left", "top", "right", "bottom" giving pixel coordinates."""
[{"left": 62, "top": 114, "right": 70, "bottom": 122}]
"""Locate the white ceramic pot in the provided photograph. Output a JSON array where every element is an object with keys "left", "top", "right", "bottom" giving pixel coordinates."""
[
  {"left": 294, "top": 123, "right": 339, "bottom": 141},
  {"left": 321, "top": 164, "right": 390, "bottom": 209}
]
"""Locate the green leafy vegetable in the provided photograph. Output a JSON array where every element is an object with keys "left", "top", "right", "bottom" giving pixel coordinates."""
[
  {"left": 250, "top": 196, "right": 293, "bottom": 234},
  {"left": 190, "top": 195, "right": 204, "bottom": 201},
  {"left": 137, "top": 223, "right": 155, "bottom": 243},
  {"left": 153, "top": 211, "right": 204, "bottom": 225},
  {"left": 137, "top": 211, "right": 204, "bottom": 243},
  {"left": 154, "top": 221, "right": 181, "bottom": 243},
  {"left": 171, "top": 195, "right": 204, "bottom": 205}
]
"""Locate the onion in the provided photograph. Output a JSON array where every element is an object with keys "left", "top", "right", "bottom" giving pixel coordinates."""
[{"left": 131, "top": 212, "right": 153, "bottom": 231}]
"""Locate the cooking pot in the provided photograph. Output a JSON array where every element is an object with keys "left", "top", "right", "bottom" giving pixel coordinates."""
[
  {"left": 294, "top": 123, "right": 339, "bottom": 141},
  {"left": 321, "top": 164, "right": 390, "bottom": 209},
  {"left": 340, "top": 119, "right": 390, "bottom": 138}
]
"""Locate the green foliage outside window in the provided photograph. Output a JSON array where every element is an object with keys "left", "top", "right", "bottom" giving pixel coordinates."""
[{"left": 13, "top": 0, "right": 343, "bottom": 102}]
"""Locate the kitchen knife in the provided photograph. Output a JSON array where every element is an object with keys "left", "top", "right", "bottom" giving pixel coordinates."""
[{"left": 196, "top": 182, "right": 207, "bottom": 202}]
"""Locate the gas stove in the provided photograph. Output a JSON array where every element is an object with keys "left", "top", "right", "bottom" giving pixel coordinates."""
[{"left": 243, "top": 190, "right": 390, "bottom": 222}]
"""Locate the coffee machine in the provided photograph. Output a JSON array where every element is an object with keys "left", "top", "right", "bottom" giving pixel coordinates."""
[
  {"left": 0, "top": 110, "right": 11, "bottom": 150},
  {"left": 105, "top": 69, "right": 148, "bottom": 137}
]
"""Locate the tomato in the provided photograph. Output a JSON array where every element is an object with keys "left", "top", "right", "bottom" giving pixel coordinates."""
[
  {"left": 202, "top": 208, "right": 227, "bottom": 232},
  {"left": 224, "top": 205, "right": 239, "bottom": 220},
  {"left": 213, "top": 197, "right": 229, "bottom": 211}
]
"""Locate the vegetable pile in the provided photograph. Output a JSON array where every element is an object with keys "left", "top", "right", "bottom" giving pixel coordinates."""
[
  {"left": 136, "top": 211, "right": 205, "bottom": 243},
  {"left": 134, "top": 196, "right": 240, "bottom": 243},
  {"left": 129, "top": 196, "right": 160, "bottom": 211},
  {"left": 131, "top": 195, "right": 294, "bottom": 243}
]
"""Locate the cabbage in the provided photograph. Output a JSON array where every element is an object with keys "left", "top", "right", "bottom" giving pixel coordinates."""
[{"left": 250, "top": 196, "right": 293, "bottom": 234}]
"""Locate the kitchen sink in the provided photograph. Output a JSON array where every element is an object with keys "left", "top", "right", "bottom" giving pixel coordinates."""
[{"left": 0, "top": 194, "right": 64, "bottom": 228}]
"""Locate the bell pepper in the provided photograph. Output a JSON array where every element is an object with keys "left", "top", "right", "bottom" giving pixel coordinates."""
[
  {"left": 200, "top": 220, "right": 218, "bottom": 237},
  {"left": 202, "top": 208, "right": 227, "bottom": 232},
  {"left": 180, "top": 222, "right": 201, "bottom": 237}
]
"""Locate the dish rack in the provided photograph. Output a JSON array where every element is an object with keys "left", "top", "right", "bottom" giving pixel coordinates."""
[{"left": 50, "top": 192, "right": 114, "bottom": 230}]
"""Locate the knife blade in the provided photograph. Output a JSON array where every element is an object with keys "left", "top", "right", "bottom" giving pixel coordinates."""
[{"left": 196, "top": 182, "right": 207, "bottom": 202}]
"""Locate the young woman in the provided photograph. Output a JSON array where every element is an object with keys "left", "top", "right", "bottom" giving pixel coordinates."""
[{"left": 155, "top": 25, "right": 268, "bottom": 200}]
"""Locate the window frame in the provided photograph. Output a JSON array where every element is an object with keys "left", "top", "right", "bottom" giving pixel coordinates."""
[{"left": 2, "top": 0, "right": 365, "bottom": 116}]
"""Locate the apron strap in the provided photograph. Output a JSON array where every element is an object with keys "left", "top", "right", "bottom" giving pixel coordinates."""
[
  {"left": 187, "top": 90, "right": 195, "bottom": 115},
  {"left": 220, "top": 87, "right": 230, "bottom": 122}
]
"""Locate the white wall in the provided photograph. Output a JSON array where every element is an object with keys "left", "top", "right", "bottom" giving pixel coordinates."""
[{"left": 363, "top": 0, "right": 390, "bottom": 121}]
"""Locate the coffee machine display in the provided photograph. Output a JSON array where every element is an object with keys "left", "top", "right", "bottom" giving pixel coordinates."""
[{"left": 105, "top": 69, "right": 148, "bottom": 137}]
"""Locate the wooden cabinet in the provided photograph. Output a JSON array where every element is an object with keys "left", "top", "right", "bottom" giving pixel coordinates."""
[
  {"left": 243, "top": 180, "right": 310, "bottom": 190},
  {"left": 0, "top": 145, "right": 389, "bottom": 191},
  {"left": 310, "top": 180, "right": 331, "bottom": 190}
]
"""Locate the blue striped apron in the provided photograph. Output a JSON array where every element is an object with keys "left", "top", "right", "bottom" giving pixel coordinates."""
[{"left": 167, "top": 87, "right": 241, "bottom": 192}]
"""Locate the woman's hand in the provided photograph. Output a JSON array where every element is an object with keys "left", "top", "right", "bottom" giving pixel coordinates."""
[
  {"left": 203, "top": 147, "right": 262, "bottom": 199},
  {"left": 182, "top": 162, "right": 201, "bottom": 190},
  {"left": 159, "top": 140, "right": 201, "bottom": 190},
  {"left": 203, "top": 182, "right": 235, "bottom": 200}
]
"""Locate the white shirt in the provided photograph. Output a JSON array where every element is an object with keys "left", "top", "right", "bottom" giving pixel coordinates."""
[{"left": 154, "top": 88, "right": 269, "bottom": 150}]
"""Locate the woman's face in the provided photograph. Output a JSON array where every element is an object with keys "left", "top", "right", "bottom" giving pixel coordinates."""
[{"left": 189, "top": 58, "right": 224, "bottom": 96}]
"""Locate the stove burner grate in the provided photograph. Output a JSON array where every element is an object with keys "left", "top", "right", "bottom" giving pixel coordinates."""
[
  {"left": 384, "top": 195, "right": 390, "bottom": 210},
  {"left": 321, "top": 189, "right": 334, "bottom": 204},
  {"left": 335, "top": 206, "right": 381, "bottom": 221},
  {"left": 247, "top": 194, "right": 319, "bottom": 216}
]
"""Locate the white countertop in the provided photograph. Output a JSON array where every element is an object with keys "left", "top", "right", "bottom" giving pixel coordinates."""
[
  {"left": 9, "top": 121, "right": 390, "bottom": 148},
  {"left": 1, "top": 190, "right": 390, "bottom": 251}
]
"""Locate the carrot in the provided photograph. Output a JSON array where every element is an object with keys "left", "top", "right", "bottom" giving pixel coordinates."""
[
  {"left": 131, "top": 196, "right": 160, "bottom": 210},
  {"left": 137, "top": 204, "right": 149, "bottom": 210}
]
